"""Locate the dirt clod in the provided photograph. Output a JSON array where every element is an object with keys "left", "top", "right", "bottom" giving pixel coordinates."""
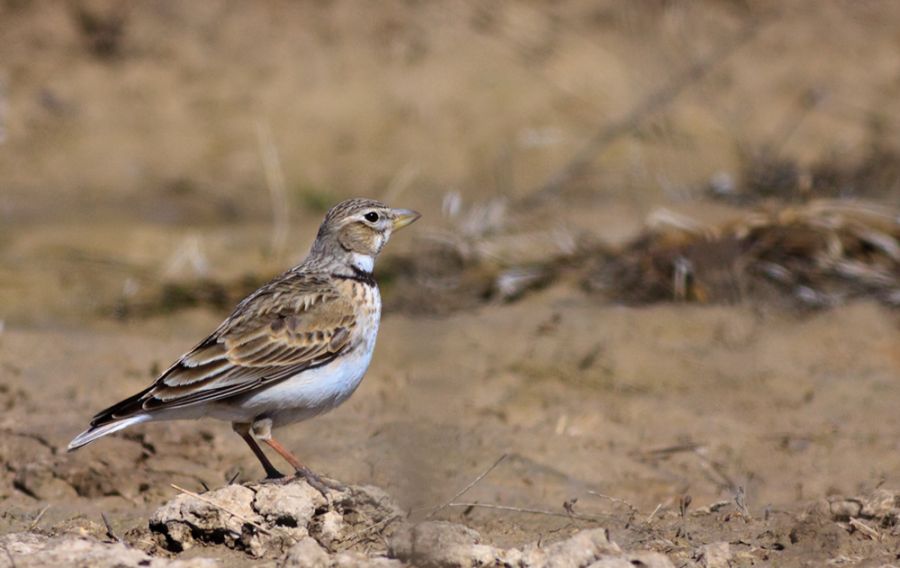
[
  {"left": 150, "top": 479, "right": 404, "bottom": 560},
  {"left": 151, "top": 483, "right": 263, "bottom": 554},
  {"left": 0, "top": 532, "right": 215, "bottom": 568},
  {"left": 389, "top": 522, "right": 674, "bottom": 568}
]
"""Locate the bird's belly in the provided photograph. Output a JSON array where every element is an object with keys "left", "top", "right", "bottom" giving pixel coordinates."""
[{"left": 225, "top": 343, "right": 375, "bottom": 427}]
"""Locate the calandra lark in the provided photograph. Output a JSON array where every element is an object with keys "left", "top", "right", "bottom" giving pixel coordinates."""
[{"left": 69, "top": 198, "right": 420, "bottom": 490}]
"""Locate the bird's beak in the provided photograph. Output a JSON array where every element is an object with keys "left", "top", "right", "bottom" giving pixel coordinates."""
[{"left": 391, "top": 208, "right": 421, "bottom": 231}]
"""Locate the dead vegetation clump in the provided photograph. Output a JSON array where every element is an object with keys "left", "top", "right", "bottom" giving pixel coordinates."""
[
  {"left": 829, "top": 488, "right": 900, "bottom": 532},
  {"left": 710, "top": 138, "right": 900, "bottom": 205},
  {"left": 588, "top": 199, "right": 900, "bottom": 308}
]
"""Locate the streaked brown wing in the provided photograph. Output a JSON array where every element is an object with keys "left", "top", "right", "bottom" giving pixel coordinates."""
[{"left": 98, "top": 272, "right": 356, "bottom": 421}]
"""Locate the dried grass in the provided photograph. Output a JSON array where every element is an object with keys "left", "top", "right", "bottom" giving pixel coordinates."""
[{"left": 589, "top": 199, "right": 900, "bottom": 308}]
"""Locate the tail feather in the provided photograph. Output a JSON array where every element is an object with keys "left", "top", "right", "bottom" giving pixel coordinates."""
[
  {"left": 67, "top": 415, "right": 150, "bottom": 451},
  {"left": 68, "top": 384, "right": 157, "bottom": 451}
]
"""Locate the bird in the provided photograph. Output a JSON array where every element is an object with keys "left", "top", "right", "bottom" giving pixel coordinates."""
[{"left": 68, "top": 198, "right": 420, "bottom": 491}]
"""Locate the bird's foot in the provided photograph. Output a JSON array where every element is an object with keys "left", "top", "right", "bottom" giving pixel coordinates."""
[
  {"left": 259, "top": 473, "right": 292, "bottom": 485},
  {"left": 258, "top": 467, "right": 341, "bottom": 499},
  {"left": 292, "top": 466, "right": 344, "bottom": 498}
]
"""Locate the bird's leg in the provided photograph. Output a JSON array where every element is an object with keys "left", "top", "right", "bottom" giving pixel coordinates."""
[
  {"left": 232, "top": 422, "right": 285, "bottom": 480},
  {"left": 262, "top": 436, "right": 334, "bottom": 497},
  {"left": 250, "top": 418, "right": 337, "bottom": 496},
  {"left": 251, "top": 418, "right": 344, "bottom": 499}
]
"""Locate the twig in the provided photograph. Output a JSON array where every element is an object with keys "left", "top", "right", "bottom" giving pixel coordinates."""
[
  {"left": 427, "top": 453, "right": 508, "bottom": 518},
  {"left": 0, "top": 78, "right": 7, "bottom": 145},
  {"left": 339, "top": 513, "right": 402, "bottom": 550},
  {"left": 170, "top": 484, "right": 270, "bottom": 535},
  {"left": 586, "top": 491, "right": 639, "bottom": 515},
  {"left": 522, "top": 17, "right": 769, "bottom": 207},
  {"left": 678, "top": 494, "right": 692, "bottom": 518},
  {"left": 101, "top": 512, "right": 121, "bottom": 543},
  {"left": 641, "top": 442, "right": 703, "bottom": 458},
  {"left": 848, "top": 517, "right": 881, "bottom": 541},
  {"left": 28, "top": 505, "right": 50, "bottom": 531},
  {"left": 646, "top": 503, "right": 663, "bottom": 524},
  {"left": 446, "top": 502, "right": 604, "bottom": 523},
  {"left": 733, "top": 486, "right": 750, "bottom": 518},
  {"left": 256, "top": 120, "right": 290, "bottom": 263}
]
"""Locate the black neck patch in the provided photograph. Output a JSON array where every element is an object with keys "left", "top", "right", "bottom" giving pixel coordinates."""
[{"left": 333, "top": 265, "right": 376, "bottom": 287}]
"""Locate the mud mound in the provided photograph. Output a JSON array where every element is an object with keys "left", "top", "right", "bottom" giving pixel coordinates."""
[
  {"left": 150, "top": 479, "right": 404, "bottom": 560},
  {"left": 145, "top": 479, "right": 674, "bottom": 566}
]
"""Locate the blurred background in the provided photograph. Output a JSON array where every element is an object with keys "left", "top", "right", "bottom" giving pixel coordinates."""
[
  {"left": 1, "top": 1, "right": 899, "bottom": 564},
  {"left": 2, "top": 0, "right": 899, "bottom": 321}
]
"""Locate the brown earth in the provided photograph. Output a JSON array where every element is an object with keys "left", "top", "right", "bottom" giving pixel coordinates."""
[{"left": 2, "top": 1, "right": 900, "bottom": 566}]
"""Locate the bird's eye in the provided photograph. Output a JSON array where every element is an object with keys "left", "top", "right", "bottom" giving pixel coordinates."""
[{"left": 364, "top": 212, "right": 380, "bottom": 223}]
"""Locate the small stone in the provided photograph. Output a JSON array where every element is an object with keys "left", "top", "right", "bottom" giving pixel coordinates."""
[
  {"left": 697, "top": 542, "right": 731, "bottom": 568},
  {"left": 589, "top": 552, "right": 675, "bottom": 568},
  {"left": 517, "top": 528, "right": 620, "bottom": 568},
  {"left": 331, "top": 551, "right": 404, "bottom": 567},
  {"left": 828, "top": 498, "right": 862, "bottom": 520},
  {"left": 390, "top": 521, "right": 495, "bottom": 567},
  {"left": 587, "top": 559, "right": 635, "bottom": 568},
  {"left": 281, "top": 536, "right": 330, "bottom": 568}
]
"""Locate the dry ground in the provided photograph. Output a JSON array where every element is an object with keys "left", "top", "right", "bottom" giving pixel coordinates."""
[{"left": 2, "top": 267, "right": 900, "bottom": 565}]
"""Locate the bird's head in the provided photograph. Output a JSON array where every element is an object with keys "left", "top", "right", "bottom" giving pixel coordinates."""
[{"left": 312, "top": 198, "right": 420, "bottom": 271}]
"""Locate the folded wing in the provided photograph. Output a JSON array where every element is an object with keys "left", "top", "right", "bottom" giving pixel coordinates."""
[{"left": 90, "top": 272, "right": 356, "bottom": 425}]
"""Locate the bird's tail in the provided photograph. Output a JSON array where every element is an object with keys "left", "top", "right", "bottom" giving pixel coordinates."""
[{"left": 67, "top": 414, "right": 149, "bottom": 451}]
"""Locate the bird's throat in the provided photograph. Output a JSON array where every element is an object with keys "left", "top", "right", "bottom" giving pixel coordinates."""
[{"left": 350, "top": 253, "right": 375, "bottom": 274}]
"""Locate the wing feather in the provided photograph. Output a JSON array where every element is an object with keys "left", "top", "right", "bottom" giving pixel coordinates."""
[{"left": 94, "top": 272, "right": 357, "bottom": 423}]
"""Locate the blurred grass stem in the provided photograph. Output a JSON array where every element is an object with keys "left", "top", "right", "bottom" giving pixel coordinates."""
[{"left": 256, "top": 120, "right": 289, "bottom": 263}]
